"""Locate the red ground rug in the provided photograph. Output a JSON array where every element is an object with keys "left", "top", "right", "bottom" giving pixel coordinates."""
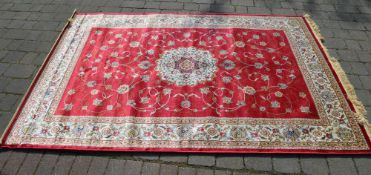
[{"left": 1, "top": 13, "right": 371, "bottom": 154}]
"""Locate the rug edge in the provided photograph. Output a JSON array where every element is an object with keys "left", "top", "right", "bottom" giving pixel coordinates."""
[
  {"left": 0, "top": 10, "right": 78, "bottom": 145},
  {"left": 1, "top": 13, "right": 370, "bottom": 154},
  {"left": 303, "top": 14, "right": 371, "bottom": 140},
  {"left": 2, "top": 143, "right": 371, "bottom": 154}
]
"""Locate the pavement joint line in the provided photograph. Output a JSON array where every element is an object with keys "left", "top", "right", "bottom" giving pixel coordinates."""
[
  {"left": 297, "top": 156, "right": 303, "bottom": 174},
  {"left": 27, "top": 150, "right": 45, "bottom": 175},
  {"left": 48, "top": 152, "right": 61, "bottom": 175},
  {"left": 352, "top": 157, "right": 361, "bottom": 175},
  {"left": 107, "top": 155, "right": 297, "bottom": 175},
  {"left": 0, "top": 150, "right": 12, "bottom": 171},
  {"left": 66, "top": 154, "right": 77, "bottom": 175}
]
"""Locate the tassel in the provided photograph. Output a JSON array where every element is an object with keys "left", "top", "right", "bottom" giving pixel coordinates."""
[{"left": 304, "top": 14, "right": 370, "bottom": 138}]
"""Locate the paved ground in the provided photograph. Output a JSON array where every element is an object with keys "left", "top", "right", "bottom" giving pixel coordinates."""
[{"left": 0, "top": 0, "right": 371, "bottom": 174}]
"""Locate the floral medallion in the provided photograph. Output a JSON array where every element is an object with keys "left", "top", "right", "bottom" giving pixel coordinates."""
[{"left": 156, "top": 47, "right": 217, "bottom": 86}]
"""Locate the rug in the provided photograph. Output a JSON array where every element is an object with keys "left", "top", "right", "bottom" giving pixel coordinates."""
[{"left": 1, "top": 12, "right": 370, "bottom": 154}]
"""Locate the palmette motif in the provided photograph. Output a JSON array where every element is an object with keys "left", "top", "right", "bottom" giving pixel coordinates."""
[{"left": 3, "top": 14, "right": 369, "bottom": 151}]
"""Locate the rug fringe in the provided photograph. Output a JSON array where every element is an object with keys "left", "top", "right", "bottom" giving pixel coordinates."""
[
  {"left": 303, "top": 14, "right": 324, "bottom": 40},
  {"left": 304, "top": 14, "right": 371, "bottom": 139}
]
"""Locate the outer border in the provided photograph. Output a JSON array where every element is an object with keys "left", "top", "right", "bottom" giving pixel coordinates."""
[
  {"left": 0, "top": 10, "right": 77, "bottom": 146},
  {"left": 1, "top": 11, "right": 370, "bottom": 154},
  {"left": 1, "top": 125, "right": 370, "bottom": 154}
]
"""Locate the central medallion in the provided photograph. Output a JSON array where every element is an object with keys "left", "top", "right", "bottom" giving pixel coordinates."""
[{"left": 156, "top": 47, "right": 217, "bottom": 86}]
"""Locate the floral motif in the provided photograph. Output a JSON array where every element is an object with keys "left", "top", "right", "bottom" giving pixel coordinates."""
[
  {"left": 181, "top": 100, "right": 191, "bottom": 108},
  {"left": 221, "top": 60, "right": 235, "bottom": 70},
  {"left": 117, "top": 84, "right": 130, "bottom": 94},
  {"left": 126, "top": 125, "right": 140, "bottom": 139},
  {"left": 243, "top": 86, "right": 256, "bottom": 95},
  {"left": 234, "top": 41, "right": 245, "bottom": 47},
  {"left": 138, "top": 61, "right": 151, "bottom": 69},
  {"left": 176, "top": 126, "right": 192, "bottom": 138},
  {"left": 230, "top": 127, "right": 247, "bottom": 140},
  {"left": 283, "top": 127, "right": 300, "bottom": 141},
  {"left": 129, "top": 41, "right": 140, "bottom": 47},
  {"left": 156, "top": 47, "right": 217, "bottom": 86},
  {"left": 204, "top": 124, "right": 221, "bottom": 139}
]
